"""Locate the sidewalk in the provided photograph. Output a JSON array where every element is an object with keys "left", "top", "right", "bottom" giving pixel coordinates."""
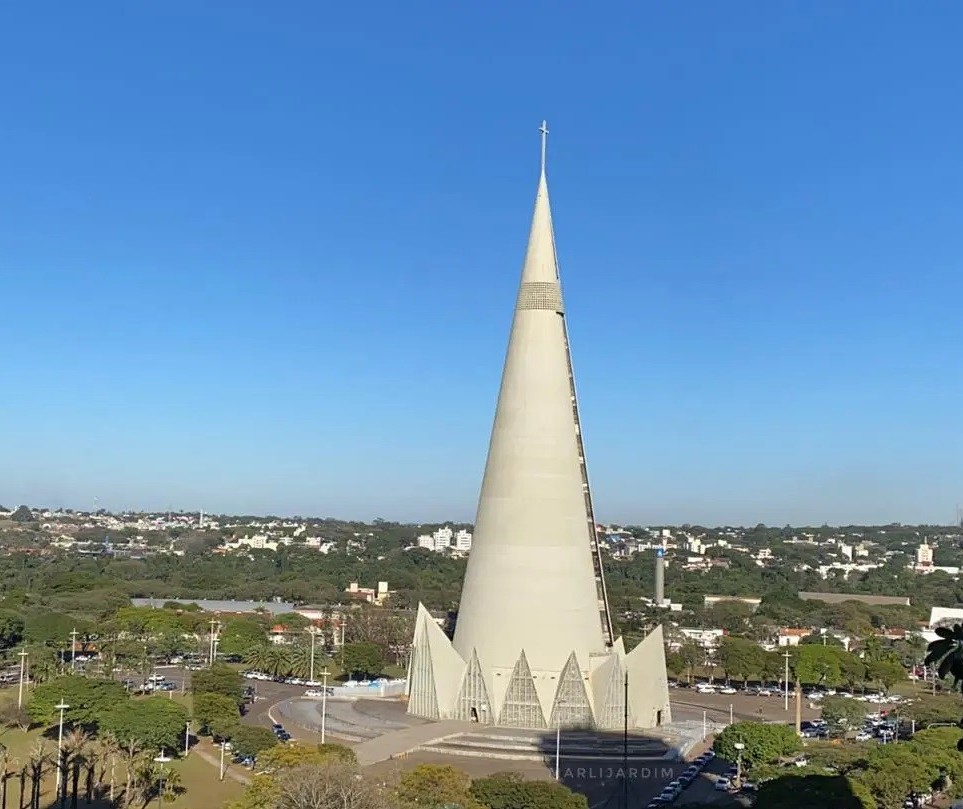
[
  {"left": 193, "top": 743, "right": 253, "bottom": 785},
  {"left": 354, "top": 720, "right": 470, "bottom": 766}
]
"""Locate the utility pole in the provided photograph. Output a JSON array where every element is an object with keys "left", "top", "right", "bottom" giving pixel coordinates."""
[
  {"left": 320, "top": 667, "right": 330, "bottom": 745},
  {"left": 782, "top": 650, "right": 791, "bottom": 712},
  {"left": 305, "top": 627, "right": 317, "bottom": 683},
  {"left": 208, "top": 618, "right": 219, "bottom": 666},
  {"left": 17, "top": 648, "right": 28, "bottom": 710},
  {"left": 184, "top": 721, "right": 191, "bottom": 756},
  {"left": 794, "top": 679, "right": 802, "bottom": 735},
  {"left": 70, "top": 628, "right": 79, "bottom": 673}
]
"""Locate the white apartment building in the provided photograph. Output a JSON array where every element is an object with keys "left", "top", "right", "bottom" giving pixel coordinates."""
[{"left": 414, "top": 526, "right": 472, "bottom": 553}]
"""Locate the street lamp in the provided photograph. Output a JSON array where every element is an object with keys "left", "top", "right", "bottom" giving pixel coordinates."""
[
  {"left": 554, "top": 701, "right": 566, "bottom": 782},
  {"left": 304, "top": 627, "right": 317, "bottom": 684},
  {"left": 184, "top": 721, "right": 191, "bottom": 756},
  {"left": 153, "top": 749, "right": 171, "bottom": 809},
  {"left": 733, "top": 742, "right": 745, "bottom": 789},
  {"left": 17, "top": 649, "right": 28, "bottom": 710},
  {"left": 70, "top": 629, "right": 79, "bottom": 673},
  {"left": 55, "top": 701, "right": 69, "bottom": 801},
  {"left": 782, "top": 650, "right": 791, "bottom": 712},
  {"left": 219, "top": 740, "right": 227, "bottom": 781},
  {"left": 320, "top": 667, "right": 331, "bottom": 744}
]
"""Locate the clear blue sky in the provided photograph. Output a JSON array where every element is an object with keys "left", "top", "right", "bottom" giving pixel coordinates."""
[{"left": 2, "top": 2, "right": 961, "bottom": 526}]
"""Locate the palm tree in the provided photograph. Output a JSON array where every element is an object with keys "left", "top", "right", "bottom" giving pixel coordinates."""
[
  {"left": 25, "top": 650, "right": 57, "bottom": 687},
  {"left": 119, "top": 741, "right": 140, "bottom": 809},
  {"left": 0, "top": 745, "right": 12, "bottom": 809},
  {"left": 95, "top": 733, "right": 121, "bottom": 805},
  {"left": 25, "top": 742, "right": 48, "bottom": 809},
  {"left": 62, "top": 728, "right": 91, "bottom": 809},
  {"left": 925, "top": 624, "right": 963, "bottom": 689},
  {"left": 242, "top": 644, "right": 270, "bottom": 673},
  {"left": 287, "top": 643, "right": 312, "bottom": 679},
  {"left": 265, "top": 646, "right": 292, "bottom": 678}
]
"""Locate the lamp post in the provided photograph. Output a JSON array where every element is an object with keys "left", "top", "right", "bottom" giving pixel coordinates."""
[
  {"left": 733, "top": 742, "right": 745, "bottom": 789},
  {"left": 782, "top": 650, "right": 791, "bottom": 711},
  {"left": 70, "top": 629, "right": 79, "bottom": 673},
  {"left": 17, "top": 649, "right": 28, "bottom": 710},
  {"left": 55, "top": 701, "right": 69, "bottom": 800},
  {"left": 184, "top": 721, "right": 191, "bottom": 756},
  {"left": 554, "top": 714, "right": 564, "bottom": 781},
  {"left": 320, "top": 666, "right": 330, "bottom": 745},
  {"left": 153, "top": 749, "right": 171, "bottom": 809},
  {"left": 305, "top": 627, "right": 317, "bottom": 684},
  {"left": 219, "top": 740, "right": 227, "bottom": 781}
]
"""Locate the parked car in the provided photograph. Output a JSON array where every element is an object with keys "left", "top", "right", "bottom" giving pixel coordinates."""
[{"left": 714, "top": 779, "right": 730, "bottom": 791}]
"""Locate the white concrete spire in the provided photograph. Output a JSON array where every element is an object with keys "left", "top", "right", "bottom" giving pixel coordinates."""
[{"left": 405, "top": 125, "right": 670, "bottom": 730}]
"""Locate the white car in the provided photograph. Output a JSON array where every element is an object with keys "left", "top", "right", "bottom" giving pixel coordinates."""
[
  {"left": 719, "top": 686, "right": 737, "bottom": 695},
  {"left": 855, "top": 731, "right": 873, "bottom": 741},
  {"left": 304, "top": 689, "right": 324, "bottom": 698},
  {"left": 757, "top": 688, "right": 772, "bottom": 696},
  {"left": 714, "top": 778, "right": 730, "bottom": 791}
]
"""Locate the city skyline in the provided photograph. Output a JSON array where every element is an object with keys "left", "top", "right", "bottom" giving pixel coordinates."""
[{"left": 3, "top": 3, "right": 962, "bottom": 526}]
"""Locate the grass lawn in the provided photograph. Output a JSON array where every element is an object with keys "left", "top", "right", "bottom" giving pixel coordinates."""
[
  {"left": 0, "top": 728, "right": 245, "bottom": 808},
  {"left": 165, "top": 750, "right": 246, "bottom": 808},
  {"left": 0, "top": 686, "right": 246, "bottom": 808}
]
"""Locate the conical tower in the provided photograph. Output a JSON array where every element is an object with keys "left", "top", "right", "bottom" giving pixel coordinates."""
[{"left": 406, "top": 124, "right": 671, "bottom": 729}]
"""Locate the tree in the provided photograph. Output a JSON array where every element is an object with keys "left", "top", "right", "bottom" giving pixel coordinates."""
[
  {"left": 218, "top": 618, "right": 268, "bottom": 657},
  {"left": 100, "top": 697, "right": 188, "bottom": 754},
  {"left": 837, "top": 653, "right": 868, "bottom": 693},
  {"left": 793, "top": 645, "right": 843, "bottom": 687},
  {"left": 22, "top": 612, "right": 93, "bottom": 647},
  {"left": 191, "top": 663, "right": 244, "bottom": 704},
  {"left": 258, "top": 743, "right": 356, "bottom": 770},
  {"left": 857, "top": 744, "right": 934, "bottom": 808},
  {"left": 10, "top": 507, "right": 32, "bottom": 523},
  {"left": 341, "top": 642, "right": 384, "bottom": 679},
  {"left": 231, "top": 726, "right": 278, "bottom": 761},
  {"left": 677, "top": 640, "right": 702, "bottom": 684},
  {"left": 396, "top": 765, "right": 482, "bottom": 809},
  {"left": 27, "top": 676, "right": 127, "bottom": 728},
  {"left": 0, "top": 613, "right": 24, "bottom": 649},
  {"left": 470, "top": 773, "right": 588, "bottom": 809},
  {"left": 901, "top": 694, "right": 962, "bottom": 727},
  {"left": 820, "top": 696, "right": 869, "bottom": 736},
  {"left": 192, "top": 692, "right": 239, "bottom": 736},
  {"left": 865, "top": 659, "right": 904, "bottom": 693},
  {"left": 754, "top": 774, "right": 875, "bottom": 809},
  {"left": 716, "top": 637, "right": 764, "bottom": 684},
  {"left": 227, "top": 746, "right": 362, "bottom": 809},
  {"left": 273, "top": 762, "right": 385, "bottom": 809},
  {"left": 713, "top": 722, "right": 801, "bottom": 769}
]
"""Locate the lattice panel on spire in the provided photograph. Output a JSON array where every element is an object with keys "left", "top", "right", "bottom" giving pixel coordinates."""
[
  {"left": 549, "top": 652, "right": 594, "bottom": 728},
  {"left": 516, "top": 281, "right": 564, "bottom": 312},
  {"left": 407, "top": 636, "right": 439, "bottom": 720},
  {"left": 497, "top": 651, "right": 546, "bottom": 728},
  {"left": 597, "top": 658, "right": 630, "bottom": 730},
  {"left": 453, "top": 649, "right": 491, "bottom": 723}
]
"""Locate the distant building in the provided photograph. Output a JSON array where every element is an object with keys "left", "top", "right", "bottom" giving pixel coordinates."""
[
  {"left": 131, "top": 598, "right": 296, "bottom": 615},
  {"left": 676, "top": 628, "right": 724, "bottom": 650},
  {"left": 703, "top": 595, "right": 762, "bottom": 612},
  {"left": 344, "top": 581, "right": 391, "bottom": 605},
  {"left": 798, "top": 591, "right": 911, "bottom": 607},
  {"left": 917, "top": 540, "right": 934, "bottom": 569},
  {"left": 777, "top": 628, "right": 812, "bottom": 647},
  {"left": 414, "top": 526, "right": 472, "bottom": 553}
]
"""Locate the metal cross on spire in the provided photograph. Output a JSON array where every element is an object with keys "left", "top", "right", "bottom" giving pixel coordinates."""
[{"left": 539, "top": 120, "right": 549, "bottom": 174}]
